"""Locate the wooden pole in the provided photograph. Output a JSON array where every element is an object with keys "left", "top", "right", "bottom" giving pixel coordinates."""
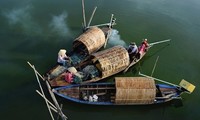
[
  {"left": 82, "top": 0, "right": 86, "bottom": 29},
  {"left": 149, "top": 39, "right": 171, "bottom": 46},
  {"left": 27, "top": 61, "right": 45, "bottom": 81},
  {"left": 139, "top": 72, "right": 178, "bottom": 87},
  {"left": 151, "top": 56, "right": 159, "bottom": 76},
  {"left": 109, "top": 14, "right": 114, "bottom": 28},
  {"left": 56, "top": 104, "right": 64, "bottom": 120},
  {"left": 32, "top": 65, "right": 55, "bottom": 120},
  {"left": 27, "top": 62, "right": 68, "bottom": 120},
  {"left": 45, "top": 80, "right": 68, "bottom": 120},
  {"left": 87, "top": 6, "right": 97, "bottom": 28},
  {"left": 104, "top": 14, "right": 114, "bottom": 48},
  {"left": 36, "top": 90, "right": 57, "bottom": 111},
  {"left": 90, "top": 22, "right": 116, "bottom": 27}
]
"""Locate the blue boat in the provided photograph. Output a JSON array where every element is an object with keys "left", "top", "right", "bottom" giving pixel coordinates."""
[{"left": 53, "top": 77, "right": 194, "bottom": 105}]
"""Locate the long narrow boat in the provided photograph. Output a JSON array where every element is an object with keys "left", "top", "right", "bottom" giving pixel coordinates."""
[
  {"left": 47, "top": 45, "right": 130, "bottom": 87},
  {"left": 53, "top": 77, "right": 195, "bottom": 105},
  {"left": 123, "top": 39, "right": 171, "bottom": 73}
]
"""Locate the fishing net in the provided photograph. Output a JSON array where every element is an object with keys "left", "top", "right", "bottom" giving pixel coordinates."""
[
  {"left": 70, "top": 53, "right": 87, "bottom": 65},
  {"left": 81, "top": 65, "right": 100, "bottom": 81}
]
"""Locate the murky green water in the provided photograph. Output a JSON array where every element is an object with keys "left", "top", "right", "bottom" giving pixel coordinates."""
[{"left": 0, "top": 0, "right": 200, "bottom": 120}]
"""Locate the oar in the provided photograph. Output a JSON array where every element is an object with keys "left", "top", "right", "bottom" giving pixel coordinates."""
[
  {"left": 139, "top": 72, "right": 179, "bottom": 87},
  {"left": 149, "top": 39, "right": 171, "bottom": 47}
]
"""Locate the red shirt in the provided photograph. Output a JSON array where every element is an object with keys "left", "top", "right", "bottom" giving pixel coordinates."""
[
  {"left": 139, "top": 41, "right": 149, "bottom": 53},
  {"left": 65, "top": 72, "right": 73, "bottom": 83}
]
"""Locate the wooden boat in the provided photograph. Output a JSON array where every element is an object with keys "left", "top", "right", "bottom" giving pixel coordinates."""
[
  {"left": 47, "top": 45, "right": 130, "bottom": 87},
  {"left": 123, "top": 39, "right": 171, "bottom": 73},
  {"left": 68, "top": 0, "right": 116, "bottom": 66},
  {"left": 52, "top": 77, "right": 195, "bottom": 105},
  {"left": 44, "top": 0, "right": 116, "bottom": 80}
]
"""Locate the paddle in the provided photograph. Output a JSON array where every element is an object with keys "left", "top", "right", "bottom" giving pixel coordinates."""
[{"left": 149, "top": 39, "right": 171, "bottom": 47}]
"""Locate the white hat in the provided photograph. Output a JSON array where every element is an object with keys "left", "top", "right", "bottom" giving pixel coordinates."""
[
  {"left": 67, "top": 67, "right": 78, "bottom": 74},
  {"left": 67, "top": 67, "right": 83, "bottom": 78},
  {"left": 58, "top": 49, "right": 66, "bottom": 56}
]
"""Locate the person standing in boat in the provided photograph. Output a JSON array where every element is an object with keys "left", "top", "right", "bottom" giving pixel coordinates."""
[
  {"left": 137, "top": 39, "right": 149, "bottom": 59},
  {"left": 127, "top": 42, "right": 138, "bottom": 59},
  {"left": 57, "top": 49, "right": 70, "bottom": 66}
]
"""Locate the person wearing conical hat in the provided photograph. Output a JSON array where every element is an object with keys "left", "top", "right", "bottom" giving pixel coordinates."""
[{"left": 57, "top": 49, "right": 69, "bottom": 66}]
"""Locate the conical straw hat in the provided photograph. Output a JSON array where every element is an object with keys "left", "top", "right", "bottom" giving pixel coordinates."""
[
  {"left": 67, "top": 67, "right": 83, "bottom": 78},
  {"left": 58, "top": 49, "right": 66, "bottom": 56}
]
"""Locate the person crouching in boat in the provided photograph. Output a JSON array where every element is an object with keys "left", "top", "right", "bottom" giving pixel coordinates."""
[
  {"left": 57, "top": 49, "right": 71, "bottom": 66},
  {"left": 65, "top": 67, "right": 83, "bottom": 84},
  {"left": 127, "top": 42, "right": 138, "bottom": 61},
  {"left": 137, "top": 39, "right": 149, "bottom": 59},
  {"left": 65, "top": 71, "right": 74, "bottom": 83}
]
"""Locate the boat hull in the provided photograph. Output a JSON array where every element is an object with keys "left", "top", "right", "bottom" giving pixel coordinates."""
[{"left": 53, "top": 77, "right": 182, "bottom": 105}]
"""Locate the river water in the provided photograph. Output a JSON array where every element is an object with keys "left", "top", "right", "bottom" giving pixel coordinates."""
[{"left": 0, "top": 0, "right": 200, "bottom": 120}]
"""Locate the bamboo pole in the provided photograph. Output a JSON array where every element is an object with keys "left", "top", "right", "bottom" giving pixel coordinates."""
[
  {"left": 151, "top": 56, "right": 159, "bottom": 76},
  {"left": 139, "top": 72, "right": 178, "bottom": 87},
  {"left": 82, "top": 0, "right": 86, "bottom": 29},
  {"left": 104, "top": 14, "right": 114, "bottom": 48},
  {"left": 87, "top": 6, "right": 97, "bottom": 28},
  {"left": 32, "top": 65, "right": 55, "bottom": 120},
  {"left": 109, "top": 14, "right": 114, "bottom": 28},
  {"left": 149, "top": 39, "right": 171, "bottom": 46},
  {"left": 27, "top": 62, "right": 68, "bottom": 120},
  {"left": 27, "top": 61, "right": 45, "bottom": 81},
  {"left": 45, "top": 80, "right": 68, "bottom": 120},
  {"left": 57, "top": 104, "right": 64, "bottom": 120},
  {"left": 36, "top": 90, "right": 57, "bottom": 111},
  {"left": 90, "top": 22, "right": 115, "bottom": 27}
]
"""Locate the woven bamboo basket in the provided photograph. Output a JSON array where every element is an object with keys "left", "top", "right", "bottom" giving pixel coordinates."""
[
  {"left": 91, "top": 45, "right": 130, "bottom": 78},
  {"left": 73, "top": 27, "right": 106, "bottom": 54},
  {"left": 115, "top": 77, "right": 156, "bottom": 105}
]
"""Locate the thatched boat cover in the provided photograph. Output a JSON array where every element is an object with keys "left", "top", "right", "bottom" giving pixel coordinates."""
[
  {"left": 91, "top": 46, "right": 130, "bottom": 78},
  {"left": 115, "top": 77, "right": 156, "bottom": 105},
  {"left": 73, "top": 27, "right": 106, "bottom": 54}
]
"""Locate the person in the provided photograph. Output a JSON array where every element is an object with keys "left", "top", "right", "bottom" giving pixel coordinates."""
[
  {"left": 139, "top": 39, "right": 149, "bottom": 52},
  {"left": 137, "top": 39, "right": 149, "bottom": 59},
  {"left": 64, "top": 71, "right": 74, "bottom": 83},
  {"left": 128, "top": 42, "right": 138, "bottom": 57},
  {"left": 57, "top": 49, "right": 70, "bottom": 66}
]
